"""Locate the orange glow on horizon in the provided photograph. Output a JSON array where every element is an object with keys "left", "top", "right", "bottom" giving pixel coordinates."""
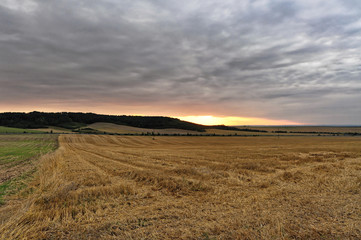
[
  {"left": 178, "top": 116, "right": 302, "bottom": 126},
  {"left": 0, "top": 105, "right": 303, "bottom": 126}
]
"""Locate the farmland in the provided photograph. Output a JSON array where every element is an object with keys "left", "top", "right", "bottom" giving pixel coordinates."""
[
  {"left": 0, "top": 135, "right": 58, "bottom": 206},
  {"left": 244, "top": 126, "right": 361, "bottom": 135},
  {"left": 30, "top": 127, "right": 72, "bottom": 134},
  {"left": 1, "top": 134, "right": 360, "bottom": 239},
  {"left": 86, "top": 123, "right": 361, "bottom": 136},
  {"left": 0, "top": 126, "right": 44, "bottom": 134},
  {"left": 87, "top": 122, "right": 201, "bottom": 135}
]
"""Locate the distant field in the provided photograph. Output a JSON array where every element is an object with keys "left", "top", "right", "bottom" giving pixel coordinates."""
[
  {"left": 86, "top": 122, "right": 301, "bottom": 135},
  {"left": 0, "top": 135, "right": 58, "bottom": 205},
  {"left": 244, "top": 126, "right": 361, "bottom": 134},
  {"left": 0, "top": 126, "right": 44, "bottom": 134},
  {"left": 205, "top": 126, "right": 361, "bottom": 136},
  {"left": 205, "top": 128, "right": 274, "bottom": 135},
  {"left": 88, "top": 122, "right": 273, "bottom": 135},
  {"left": 88, "top": 122, "right": 202, "bottom": 134},
  {"left": 30, "top": 126, "right": 72, "bottom": 133},
  {"left": 1, "top": 135, "right": 360, "bottom": 239},
  {"left": 87, "top": 122, "right": 361, "bottom": 136}
]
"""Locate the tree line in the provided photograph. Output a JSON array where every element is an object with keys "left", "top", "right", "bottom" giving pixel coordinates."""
[{"left": 0, "top": 112, "right": 207, "bottom": 131}]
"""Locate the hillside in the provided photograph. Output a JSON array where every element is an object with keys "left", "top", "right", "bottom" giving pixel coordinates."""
[
  {"left": 0, "top": 112, "right": 206, "bottom": 132},
  {"left": 1, "top": 112, "right": 271, "bottom": 134}
]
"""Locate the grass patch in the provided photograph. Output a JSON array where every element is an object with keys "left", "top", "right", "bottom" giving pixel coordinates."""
[
  {"left": 0, "top": 126, "right": 44, "bottom": 134},
  {"left": 0, "top": 169, "right": 36, "bottom": 205},
  {"left": 0, "top": 135, "right": 58, "bottom": 166},
  {"left": 0, "top": 134, "right": 58, "bottom": 205}
]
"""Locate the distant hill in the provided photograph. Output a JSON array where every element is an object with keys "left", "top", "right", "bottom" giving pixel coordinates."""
[
  {"left": 0, "top": 112, "right": 276, "bottom": 133},
  {"left": 0, "top": 112, "right": 209, "bottom": 132}
]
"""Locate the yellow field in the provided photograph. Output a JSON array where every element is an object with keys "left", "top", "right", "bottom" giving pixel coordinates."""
[{"left": 1, "top": 135, "right": 360, "bottom": 239}]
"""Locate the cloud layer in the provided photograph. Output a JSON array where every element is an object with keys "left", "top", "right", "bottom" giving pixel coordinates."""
[{"left": 1, "top": 0, "right": 360, "bottom": 124}]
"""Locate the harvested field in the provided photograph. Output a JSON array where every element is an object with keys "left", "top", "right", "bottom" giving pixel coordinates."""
[{"left": 1, "top": 135, "right": 360, "bottom": 239}]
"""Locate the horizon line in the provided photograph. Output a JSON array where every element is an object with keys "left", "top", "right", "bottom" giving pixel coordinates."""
[{"left": 1, "top": 111, "right": 360, "bottom": 127}]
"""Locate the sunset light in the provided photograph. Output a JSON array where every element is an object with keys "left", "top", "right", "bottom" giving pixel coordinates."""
[
  {"left": 178, "top": 116, "right": 302, "bottom": 126},
  {"left": 1, "top": 1, "right": 360, "bottom": 238}
]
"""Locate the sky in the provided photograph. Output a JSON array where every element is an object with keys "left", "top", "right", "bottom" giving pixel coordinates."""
[{"left": 0, "top": 0, "right": 360, "bottom": 125}]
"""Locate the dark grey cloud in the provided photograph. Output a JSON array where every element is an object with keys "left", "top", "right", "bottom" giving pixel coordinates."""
[{"left": 0, "top": 0, "right": 360, "bottom": 124}]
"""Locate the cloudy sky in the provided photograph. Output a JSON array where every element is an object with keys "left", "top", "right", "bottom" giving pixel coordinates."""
[{"left": 0, "top": 0, "right": 360, "bottom": 125}]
